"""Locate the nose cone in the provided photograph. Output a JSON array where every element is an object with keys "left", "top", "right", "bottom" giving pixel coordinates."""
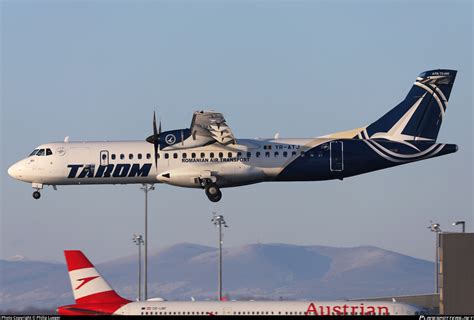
[
  {"left": 8, "top": 162, "right": 19, "bottom": 179},
  {"left": 8, "top": 164, "right": 15, "bottom": 178}
]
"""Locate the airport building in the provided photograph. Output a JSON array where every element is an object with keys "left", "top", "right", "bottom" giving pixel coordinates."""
[
  {"left": 353, "top": 232, "right": 474, "bottom": 314},
  {"left": 438, "top": 232, "right": 474, "bottom": 314}
]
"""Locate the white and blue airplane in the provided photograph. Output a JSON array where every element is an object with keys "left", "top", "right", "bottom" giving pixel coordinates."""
[{"left": 8, "top": 69, "right": 458, "bottom": 202}]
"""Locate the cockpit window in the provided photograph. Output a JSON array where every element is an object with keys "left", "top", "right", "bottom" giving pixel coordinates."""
[
  {"left": 36, "top": 149, "right": 45, "bottom": 156},
  {"left": 46, "top": 148, "right": 53, "bottom": 156},
  {"left": 29, "top": 149, "right": 39, "bottom": 156}
]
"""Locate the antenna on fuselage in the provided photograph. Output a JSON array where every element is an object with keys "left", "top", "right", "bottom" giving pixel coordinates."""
[{"left": 64, "top": 136, "right": 70, "bottom": 143}]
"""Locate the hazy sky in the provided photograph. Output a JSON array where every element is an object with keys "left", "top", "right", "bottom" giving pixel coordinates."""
[{"left": 1, "top": 1, "right": 472, "bottom": 264}]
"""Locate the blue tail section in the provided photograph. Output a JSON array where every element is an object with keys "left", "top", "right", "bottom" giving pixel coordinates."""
[{"left": 362, "top": 69, "right": 457, "bottom": 141}]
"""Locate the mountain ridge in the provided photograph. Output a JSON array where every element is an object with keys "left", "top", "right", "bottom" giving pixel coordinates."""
[{"left": 0, "top": 242, "right": 434, "bottom": 311}]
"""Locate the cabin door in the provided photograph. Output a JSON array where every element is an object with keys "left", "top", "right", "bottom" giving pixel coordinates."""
[
  {"left": 100, "top": 150, "right": 109, "bottom": 166},
  {"left": 330, "top": 141, "right": 343, "bottom": 172}
]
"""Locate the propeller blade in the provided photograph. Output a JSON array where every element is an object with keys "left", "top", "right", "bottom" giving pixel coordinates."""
[
  {"left": 153, "top": 112, "right": 159, "bottom": 169},
  {"left": 159, "top": 120, "right": 162, "bottom": 134}
]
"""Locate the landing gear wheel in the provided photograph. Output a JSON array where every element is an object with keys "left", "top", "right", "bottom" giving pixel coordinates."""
[
  {"left": 33, "top": 191, "right": 41, "bottom": 199},
  {"left": 205, "top": 183, "right": 222, "bottom": 202}
]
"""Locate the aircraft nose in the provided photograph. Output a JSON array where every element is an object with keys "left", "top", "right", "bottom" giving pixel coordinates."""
[{"left": 8, "top": 163, "right": 19, "bottom": 178}]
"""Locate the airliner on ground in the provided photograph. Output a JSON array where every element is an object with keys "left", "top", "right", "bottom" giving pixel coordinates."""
[
  {"left": 57, "top": 250, "right": 424, "bottom": 316},
  {"left": 8, "top": 69, "right": 457, "bottom": 202}
]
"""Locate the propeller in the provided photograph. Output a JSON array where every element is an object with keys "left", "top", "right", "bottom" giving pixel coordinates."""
[{"left": 147, "top": 112, "right": 162, "bottom": 170}]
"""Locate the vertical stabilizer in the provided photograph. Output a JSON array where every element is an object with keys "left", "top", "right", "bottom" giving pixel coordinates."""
[
  {"left": 362, "top": 69, "right": 457, "bottom": 141},
  {"left": 64, "top": 250, "right": 129, "bottom": 304}
]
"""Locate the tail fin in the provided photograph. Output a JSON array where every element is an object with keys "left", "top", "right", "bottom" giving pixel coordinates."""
[
  {"left": 64, "top": 250, "right": 129, "bottom": 304},
  {"left": 364, "top": 69, "right": 457, "bottom": 141}
]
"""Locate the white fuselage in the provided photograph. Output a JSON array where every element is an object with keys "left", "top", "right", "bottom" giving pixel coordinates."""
[
  {"left": 8, "top": 138, "right": 317, "bottom": 188},
  {"left": 113, "top": 300, "right": 422, "bottom": 316}
]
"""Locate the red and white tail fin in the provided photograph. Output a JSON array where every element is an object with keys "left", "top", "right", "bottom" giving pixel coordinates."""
[{"left": 64, "top": 250, "right": 129, "bottom": 305}]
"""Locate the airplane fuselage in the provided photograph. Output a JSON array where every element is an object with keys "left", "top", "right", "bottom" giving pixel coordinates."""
[
  {"left": 58, "top": 300, "right": 422, "bottom": 316},
  {"left": 8, "top": 138, "right": 456, "bottom": 190}
]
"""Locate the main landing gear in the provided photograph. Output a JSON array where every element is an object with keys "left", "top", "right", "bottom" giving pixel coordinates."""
[
  {"left": 33, "top": 191, "right": 41, "bottom": 199},
  {"left": 202, "top": 181, "right": 222, "bottom": 202}
]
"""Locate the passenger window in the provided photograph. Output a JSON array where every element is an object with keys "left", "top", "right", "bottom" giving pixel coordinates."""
[
  {"left": 182, "top": 153, "right": 187, "bottom": 159},
  {"left": 292, "top": 151, "right": 297, "bottom": 156},
  {"left": 283, "top": 151, "right": 288, "bottom": 157},
  {"left": 256, "top": 152, "right": 260, "bottom": 158},
  {"left": 138, "top": 154, "right": 142, "bottom": 159},
  {"left": 247, "top": 152, "right": 251, "bottom": 157},
  {"left": 237, "top": 152, "right": 242, "bottom": 157},
  {"left": 46, "top": 149, "right": 53, "bottom": 156},
  {"left": 146, "top": 153, "right": 151, "bottom": 159},
  {"left": 274, "top": 151, "right": 279, "bottom": 157},
  {"left": 36, "top": 149, "right": 45, "bottom": 156},
  {"left": 165, "top": 153, "right": 169, "bottom": 159},
  {"left": 120, "top": 154, "right": 125, "bottom": 160},
  {"left": 219, "top": 152, "right": 223, "bottom": 158},
  {"left": 173, "top": 153, "right": 178, "bottom": 159},
  {"left": 192, "top": 153, "right": 196, "bottom": 158},
  {"left": 129, "top": 154, "right": 133, "bottom": 160},
  {"left": 210, "top": 152, "right": 215, "bottom": 158},
  {"left": 200, "top": 152, "right": 205, "bottom": 158},
  {"left": 157, "top": 153, "right": 160, "bottom": 159},
  {"left": 112, "top": 154, "right": 116, "bottom": 160},
  {"left": 300, "top": 151, "right": 305, "bottom": 157},
  {"left": 228, "top": 152, "right": 232, "bottom": 158},
  {"left": 309, "top": 152, "right": 314, "bottom": 157},
  {"left": 265, "top": 151, "right": 270, "bottom": 157},
  {"left": 102, "top": 154, "right": 107, "bottom": 160}
]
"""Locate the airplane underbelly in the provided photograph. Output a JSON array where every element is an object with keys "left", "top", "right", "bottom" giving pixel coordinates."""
[{"left": 216, "top": 166, "right": 266, "bottom": 187}]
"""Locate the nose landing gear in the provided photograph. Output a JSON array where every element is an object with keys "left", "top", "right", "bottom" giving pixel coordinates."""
[{"left": 31, "top": 182, "right": 43, "bottom": 200}]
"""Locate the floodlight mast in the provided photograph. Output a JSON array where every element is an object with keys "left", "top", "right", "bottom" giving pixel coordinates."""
[
  {"left": 140, "top": 184, "right": 154, "bottom": 301},
  {"left": 428, "top": 222, "right": 442, "bottom": 294},
  {"left": 452, "top": 220, "right": 466, "bottom": 233},
  {"left": 212, "top": 212, "right": 228, "bottom": 301},
  {"left": 132, "top": 234, "right": 144, "bottom": 301}
]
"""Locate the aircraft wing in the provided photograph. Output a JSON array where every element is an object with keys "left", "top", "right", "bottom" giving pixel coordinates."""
[{"left": 190, "top": 111, "right": 236, "bottom": 145}]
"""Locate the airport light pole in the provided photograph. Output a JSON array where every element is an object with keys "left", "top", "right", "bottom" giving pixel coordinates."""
[
  {"left": 141, "top": 184, "right": 154, "bottom": 301},
  {"left": 212, "top": 212, "right": 228, "bottom": 301},
  {"left": 132, "top": 234, "right": 144, "bottom": 301},
  {"left": 428, "top": 222, "right": 442, "bottom": 294},
  {"left": 452, "top": 221, "right": 465, "bottom": 233}
]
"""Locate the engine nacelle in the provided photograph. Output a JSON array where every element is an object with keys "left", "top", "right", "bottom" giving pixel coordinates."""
[{"left": 156, "top": 169, "right": 214, "bottom": 188}]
